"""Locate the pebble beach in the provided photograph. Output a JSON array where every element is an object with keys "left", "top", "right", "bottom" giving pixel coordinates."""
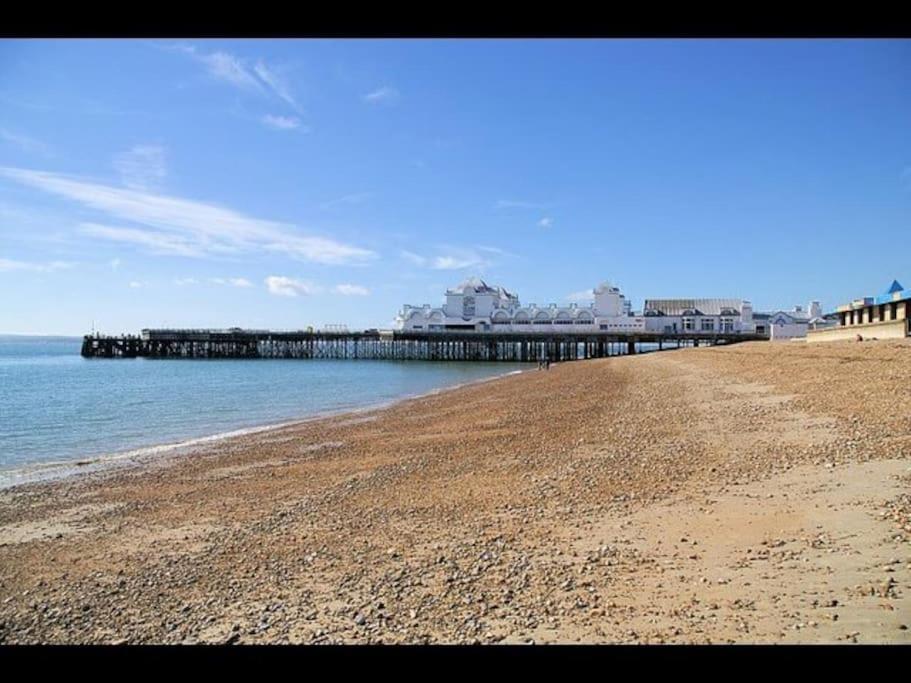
[{"left": 1, "top": 340, "right": 909, "bottom": 644}]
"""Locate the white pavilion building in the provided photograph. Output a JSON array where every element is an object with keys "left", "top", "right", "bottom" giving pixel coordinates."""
[{"left": 394, "top": 277, "right": 645, "bottom": 333}]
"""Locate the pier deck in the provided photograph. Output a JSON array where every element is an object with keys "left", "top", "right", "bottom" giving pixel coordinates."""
[{"left": 81, "top": 328, "right": 767, "bottom": 361}]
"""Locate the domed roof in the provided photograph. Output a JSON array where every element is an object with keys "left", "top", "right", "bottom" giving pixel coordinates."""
[
  {"left": 449, "top": 276, "right": 494, "bottom": 294},
  {"left": 593, "top": 281, "right": 617, "bottom": 295}
]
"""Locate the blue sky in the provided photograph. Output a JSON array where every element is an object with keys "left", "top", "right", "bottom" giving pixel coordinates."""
[{"left": 1, "top": 39, "right": 909, "bottom": 335}]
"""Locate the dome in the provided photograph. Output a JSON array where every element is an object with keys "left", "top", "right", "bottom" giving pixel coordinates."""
[{"left": 450, "top": 276, "right": 494, "bottom": 294}]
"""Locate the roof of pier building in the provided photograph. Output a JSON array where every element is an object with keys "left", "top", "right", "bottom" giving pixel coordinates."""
[{"left": 642, "top": 299, "right": 744, "bottom": 317}]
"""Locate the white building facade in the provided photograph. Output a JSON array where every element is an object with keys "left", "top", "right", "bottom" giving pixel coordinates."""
[
  {"left": 642, "top": 298, "right": 756, "bottom": 334},
  {"left": 768, "top": 301, "right": 835, "bottom": 341},
  {"left": 394, "top": 277, "right": 645, "bottom": 333}
]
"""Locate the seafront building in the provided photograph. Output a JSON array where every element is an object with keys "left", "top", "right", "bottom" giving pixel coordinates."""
[
  {"left": 807, "top": 280, "right": 911, "bottom": 343},
  {"left": 395, "top": 277, "right": 644, "bottom": 332},
  {"left": 395, "top": 278, "right": 767, "bottom": 337},
  {"left": 641, "top": 298, "right": 756, "bottom": 335},
  {"left": 767, "top": 301, "right": 836, "bottom": 341}
]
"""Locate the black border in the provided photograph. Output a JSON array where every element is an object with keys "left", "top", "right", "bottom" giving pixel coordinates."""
[{"left": 3, "top": 5, "right": 911, "bottom": 39}]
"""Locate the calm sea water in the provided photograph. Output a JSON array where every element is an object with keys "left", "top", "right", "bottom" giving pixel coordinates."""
[{"left": 0, "top": 336, "right": 526, "bottom": 485}]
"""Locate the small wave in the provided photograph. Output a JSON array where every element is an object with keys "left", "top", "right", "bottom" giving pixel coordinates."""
[{"left": 0, "top": 364, "right": 529, "bottom": 491}]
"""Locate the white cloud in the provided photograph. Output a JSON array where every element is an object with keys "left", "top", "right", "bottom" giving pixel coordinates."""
[
  {"left": 261, "top": 114, "right": 303, "bottom": 131},
  {"left": 174, "top": 277, "right": 198, "bottom": 286},
  {"left": 401, "top": 247, "right": 493, "bottom": 271},
  {"left": 109, "top": 258, "right": 122, "bottom": 270},
  {"left": 334, "top": 283, "right": 369, "bottom": 296},
  {"left": 128, "top": 281, "right": 144, "bottom": 289},
  {"left": 200, "top": 51, "right": 265, "bottom": 93},
  {"left": 432, "top": 255, "right": 488, "bottom": 271},
  {"left": 0, "top": 257, "right": 73, "bottom": 273},
  {"left": 566, "top": 289, "right": 594, "bottom": 303},
  {"left": 400, "top": 250, "right": 427, "bottom": 267},
  {"left": 538, "top": 217, "right": 553, "bottom": 229},
  {"left": 210, "top": 277, "right": 253, "bottom": 287},
  {"left": 320, "top": 192, "right": 373, "bottom": 210},
  {"left": 495, "top": 199, "right": 549, "bottom": 210},
  {"left": 1, "top": 167, "right": 376, "bottom": 265},
  {"left": 80, "top": 223, "right": 204, "bottom": 257},
  {"left": 363, "top": 86, "right": 399, "bottom": 104},
  {"left": 265, "top": 275, "right": 318, "bottom": 297},
  {"left": 169, "top": 44, "right": 302, "bottom": 113},
  {"left": 254, "top": 61, "right": 302, "bottom": 112},
  {"left": 0, "top": 128, "right": 52, "bottom": 156},
  {"left": 477, "top": 245, "right": 518, "bottom": 258},
  {"left": 114, "top": 144, "right": 167, "bottom": 191}
]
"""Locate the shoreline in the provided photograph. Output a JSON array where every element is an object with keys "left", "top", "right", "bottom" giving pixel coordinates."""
[
  {"left": 0, "top": 366, "right": 530, "bottom": 492},
  {"left": 1, "top": 340, "right": 908, "bottom": 644}
]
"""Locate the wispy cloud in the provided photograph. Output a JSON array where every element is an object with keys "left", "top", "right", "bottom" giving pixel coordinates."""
[
  {"left": 128, "top": 281, "right": 145, "bottom": 289},
  {"left": 80, "top": 223, "right": 204, "bottom": 258},
  {"left": 174, "top": 277, "right": 198, "bottom": 286},
  {"left": 432, "top": 256, "right": 481, "bottom": 270},
  {"left": 0, "top": 257, "right": 73, "bottom": 273},
  {"left": 495, "top": 199, "right": 550, "bottom": 210},
  {"left": 400, "top": 250, "right": 427, "bottom": 267},
  {"left": 363, "top": 86, "right": 399, "bottom": 104},
  {"left": 265, "top": 275, "right": 319, "bottom": 297},
  {"left": 113, "top": 144, "right": 167, "bottom": 191},
  {"left": 167, "top": 43, "right": 303, "bottom": 113},
  {"left": 566, "top": 289, "right": 594, "bottom": 303},
  {"left": 261, "top": 114, "right": 304, "bottom": 131},
  {"left": 401, "top": 246, "right": 495, "bottom": 271},
  {"left": 253, "top": 61, "right": 302, "bottom": 112},
  {"left": 210, "top": 277, "right": 253, "bottom": 287},
  {"left": 538, "top": 216, "right": 553, "bottom": 229},
  {"left": 431, "top": 250, "right": 492, "bottom": 271},
  {"left": 0, "top": 128, "right": 52, "bottom": 157},
  {"left": 109, "top": 258, "right": 122, "bottom": 271},
  {"left": 334, "top": 283, "right": 369, "bottom": 296},
  {"left": 0, "top": 167, "right": 377, "bottom": 266},
  {"left": 477, "top": 245, "right": 519, "bottom": 258},
  {"left": 320, "top": 192, "right": 373, "bottom": 210}
]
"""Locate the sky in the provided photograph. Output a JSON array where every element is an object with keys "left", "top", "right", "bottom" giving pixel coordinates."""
[{"left": 1, "top": 39, "right": 909, "bottom": 335}]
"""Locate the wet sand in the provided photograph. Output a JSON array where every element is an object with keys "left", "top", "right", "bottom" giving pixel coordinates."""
[{"left": 0, "top": 340, "right": 909, "bottom": 644}]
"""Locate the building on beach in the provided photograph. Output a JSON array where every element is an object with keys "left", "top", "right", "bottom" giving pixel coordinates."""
[
  {"left": 641, "top": 298, "right": 756, "bottom": 335},
  {"left": 807, "top": 280, "right": 911, "bottom": 343},
  {"left": 394, "top": 277, "right": 645, "bottom": 332},
  {"left": 767, "top": 301, "right": 836, "bottom": 341}
]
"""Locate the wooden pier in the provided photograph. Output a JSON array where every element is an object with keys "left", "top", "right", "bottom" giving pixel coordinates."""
[{"left": 81, "top": 328, "right": 766, "bottom": 361}]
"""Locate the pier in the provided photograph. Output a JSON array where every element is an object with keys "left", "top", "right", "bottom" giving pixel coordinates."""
[{"left": 81, "top": 328, "right": 767, "bottom": 361}]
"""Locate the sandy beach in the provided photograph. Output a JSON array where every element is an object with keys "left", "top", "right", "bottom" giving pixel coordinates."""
[{"left": 0, "top": 340, "right": 909, "bottom": 644}]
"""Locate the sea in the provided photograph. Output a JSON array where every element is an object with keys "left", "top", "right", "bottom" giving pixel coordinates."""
[{"left": 0, "top": 336, "right": 527, "bottom": 488}]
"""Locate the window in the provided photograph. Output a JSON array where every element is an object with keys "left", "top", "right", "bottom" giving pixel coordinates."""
[
  {"left": 412, "top": 325, "right": 423, "bottom": 329},
  {"left": 534, "top": 319, "right": 552, "bottom": 325},
  {"left": 683, "top": 318, "right": 695, "bottom": 331},
  {"left": 720, "top": 318, "right": 734, "bottom": 332},
  {"left": 701, "top": 319, "right": 715, "bottom": 331}
]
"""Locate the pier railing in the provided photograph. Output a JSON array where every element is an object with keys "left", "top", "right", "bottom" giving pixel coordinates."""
[{"left": 82, "top": 328, "right": 767, "bottom": 361}]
